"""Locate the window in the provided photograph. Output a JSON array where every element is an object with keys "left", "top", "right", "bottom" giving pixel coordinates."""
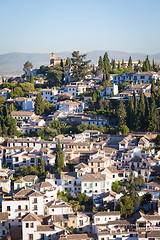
[
  {"left": 106, "top": 181, "right": 109, "bottom": 185},
  {"left": 29, "top": 234, "right": 33, "bottom": 240},
  {"left": 2, "top": 230, "right": 5, "bottom": 235},
  {"left": 69, "top": 181, "right": 71, "bottom": 184},
  {"left": 30, "top": 223, "right": 34, "bottom": 228},
  {"left": 2, "top": 222, "right": 5, "bottom": 226},
  {"left": 34, "top": 205, "right": 38, "bottom": 210},
  {"left": 113, "top": 175, "right": 115, "bottom": 178},
  {"left": 90, "top": 183, "right": 92, "bottom": 188},
  {"left": 52, "top": 209, "right": 54, "bottom": 212},
  {"left": 40, "top": 234, "right": 45, "bottom": 240},
  {"left": 95, "top": 183, "right": 97, "bottom": 187},
  {"left": 84, "top": 183, "right": 87, "bottom": 187},
  {"left": 18, "top": 213, "right": 21, "bottom": 217},
  {"left": 7, "top": 206, "right": 10, "bottom": 211},
  {"left": 25, "top": 205, "right": 28, "bottom": 210},
  {"left": 33, "top": 198, "right": 37, "bottom": 203},
  {"left": 18, "top": 205, "right": 21, "bottom": 210},
  {"left": 26, "top": 223, "right": 29, "bottom": 228}
]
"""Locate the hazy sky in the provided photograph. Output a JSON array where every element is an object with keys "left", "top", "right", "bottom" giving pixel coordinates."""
[{"left": 0, "top": 0, "right": 160, "bottom": 54}]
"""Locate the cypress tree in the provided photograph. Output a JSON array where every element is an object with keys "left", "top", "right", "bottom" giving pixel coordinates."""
[
  {"left": 128, "top": 56, "right": 132, "bottom": 71},
  {"left": 3, "top": 105, "right": 8, "bottom": 118},
  {"left": 98, "top": 56, "right": 104, "bottom": 72},
  {"left": 145, "top": 98, "right": 150, "bottom": 130},
  {"left": 156, "top": 81, "right": 160, "bottom": 107},
  {"left": 118, "top": 61, "right": 121, "bottom": 70},
  {"left": 128, "top": 97, "right": 134, "bottom": 129},
  {"left": 60, "top": 59, "right": 64, "bottom": 68},
  {"left": 103, "top": 52, "right": 111, "bottom": 73},
  {"left": 148, "top": 92, "right": 159, "bottom": 132},
  {"left": 66, "top": 57, "right": 71, "bottom": 66},
  {"left": 117, "top": 98, "right": 126, "bottom": 127},
  {"left": 151, "top": 79, "right": 155, "bottom": 96},
  {"left": 34, "top": 93, "right": 45, "bottom": 115},
  {"left": 121, "top": 59, "right": 125, "bottom": 68},
  {"left": 55, "top": 140, "right": 64, "bottom": 174},
  {"left": 8, "top": 117, "right": 17, "bottom": 136},
  {"left": 137, "top": 89, "right": 146, "bottom": 130},
  {"left": 39, "top": 153, "right": 45, "bottom": 178},
  {"left": 30, "top": 73, "right": 34, "bottom": 85},
  {"left": 112, "top": 59, "right": 116, "bottom": 70}
]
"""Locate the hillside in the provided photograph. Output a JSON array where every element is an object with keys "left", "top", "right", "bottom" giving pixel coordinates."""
[{"left": 0, "top": 51, "right": 160, "bottom": 76}]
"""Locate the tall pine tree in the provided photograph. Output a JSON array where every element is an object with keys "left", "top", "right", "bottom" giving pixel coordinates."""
[
  {"left": 117, "top": 98, "right": 126, "bottom": 127},
  {"left": 103, "top": 52, "right": 111, "bottom": 73},
  {"left": 55, "top": 140, "right": 64, "bottom": 174},
  {"left": 34, "top": 93, "right": 45, "bottom": 115}
]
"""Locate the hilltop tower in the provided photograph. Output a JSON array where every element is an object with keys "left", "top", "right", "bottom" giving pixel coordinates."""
[{"left": 50, "top": 52, "right": 55, "bottom": 65}]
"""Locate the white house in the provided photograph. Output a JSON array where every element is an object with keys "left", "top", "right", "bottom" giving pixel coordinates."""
[
  {"left": 133, "top": 71, "right": 158, "bottom": 84},
  {"left": 2, "top": 187, "right": 44, "bottom": 228},
  {"left": 0, "top": 88, "right": 11, "bottom": 99},
  {"left": 14, "top": 175, "right": 38, "bottom": 190},
  {"left": 0, "top": 212, "right": 9, "bottom": 238},
  {"left": 39, "top": 88, "right": 58, "bottom": 103},
  {"left": 14, "top": 97, "right": 34, "bottom": 111},
  {"left": 55, "top": 100, "right": 85, "bottom": 114},
  {"left": 81, "top": 173, "right": 112, "bottom": 197},
  {"left": 11, "top": 111, "right": 35, "bottom": 121},
  {"left": 45, "top": 199, "right": 73, "bottom": 215},
  {"left": 100, "top": 84, "right": 118, "bottom": 98},
  {"left": 22, "top": 212, "right": 65, "bottom": 240}
]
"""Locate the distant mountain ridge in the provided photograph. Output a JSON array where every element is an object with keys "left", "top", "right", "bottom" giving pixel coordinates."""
[{"left": 0, "top": 51, "right": 160, "bottom": 76}]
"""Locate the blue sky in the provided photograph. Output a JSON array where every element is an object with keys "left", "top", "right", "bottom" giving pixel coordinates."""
[{"left": 0, "top": 0, "right": 160, "bottom": 54}]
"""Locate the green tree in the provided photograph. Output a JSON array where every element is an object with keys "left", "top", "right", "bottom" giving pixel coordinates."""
[
  {"left": 98, "top": 56, "right": 104, "bottom": 72},
  {"left": 120, "top": 196, "right": 133, "bottom": 218},
  {"left": 20, "top": 83, "right": 34, "bottom": 94},
  {"left": 112, "top": 181, "right": 122, "bottom": 193},
  {"left": 39, "top": 153, "right": 45, "bottom": 179},
  {"left": 71, "top": 51, "right": 91, "bottom": 82},
  {"left": 10, "top": 87, "right": 24, "bottom": 98},
  {"left": 66, "top": 57, "right": 71, "bottom": 65},
  {"left": 60, "top": 59, "right": 64, "bottom": 68},
  {"left": 7, "top": 117, "right": 18, "bottom": 136},
  {"left": 30, "top": 73, "right": 34, "bottom": 85},
  {"left": 112, "top": 59, "right": 116, "bottom": 70},
  {"left": 46, "top": 65, "right": 64, "bottom": 87},
  {"left": 117, "top": 61, "right": 121, "bottom": 70},
  {"left": 23, "top": 61, "right": 33, "bottom": 73},
  {"left": 142, "top": 55, "right": 152, "bottom": 72},
  {"left": 148, "top": 91, "right": 159, "bottom": 132},
  {"left": 34, "top": 93, "right": 45, "bottom": 115},
  {"left": 141, "top": 192, "right": 152, "bottom": 205},
  {"left": 119, "top": 124, "right": 129, "bottom": 134},
  {"left": 77, "top": 122, "right": 88, "bottom": 133},
  {"left": 103, "top": 52, "right": 111, "bottom": 73},
  {"left": 137, "top": 89, "right": 146, "bottom": 130},
  {"left": 55, "top": 140, "right": 64, "bottom": 174},
  {"left": 128, "top": 56, "right": 132, "bottom": 71},
  {"left": 117, "top": 98, "right": 126, "bottom": 127}
]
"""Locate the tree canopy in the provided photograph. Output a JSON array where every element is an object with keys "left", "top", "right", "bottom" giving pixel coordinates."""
[{"left": 71, "top": 51, "right": 91, "bottom": 82}]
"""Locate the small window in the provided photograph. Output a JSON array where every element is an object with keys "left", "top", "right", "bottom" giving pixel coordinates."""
[
  {"left": 30, "top": 223, "right": 34, "bottom": 228},
  {"left": 26, "top": 223, "right": 29, "bottom": 228},
  {"left": 7, "top": 206, "right": 10, "bottom": 211}
]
